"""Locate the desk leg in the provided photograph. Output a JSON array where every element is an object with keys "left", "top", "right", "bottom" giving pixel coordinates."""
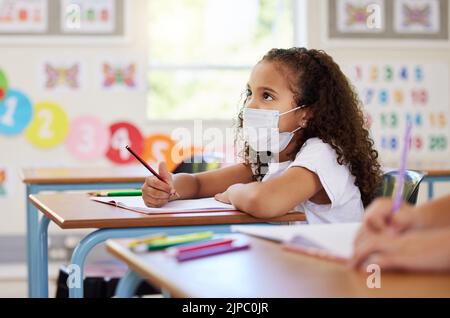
[
  {"left": 69, "top": 228, "right": 166, "bottom": 298},
  {"left": 115, "top": 270, "right": 143, "bottom": 298},
  {"left": 26, "top": 185, "right": 40, "bottom": 298},
  {"left": 428, "top": 179, "right": 435, "bottom": 200},
  {"left": 68, "top": 225, "right": 231, "bottom": 298},
  {"left": 37, "top": 215, "right": 51, "bottom": 298}
]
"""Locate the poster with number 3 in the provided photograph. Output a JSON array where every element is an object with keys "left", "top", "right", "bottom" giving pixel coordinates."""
[{"left": 66, "top": 115, "right": 110, "bottom": 160}]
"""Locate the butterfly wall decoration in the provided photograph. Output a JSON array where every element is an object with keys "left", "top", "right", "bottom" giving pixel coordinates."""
[
  {"left": 402, "top": 4, "right": 431, "bottom": 27},
  {"left": 45, "top": 63, "right": 80, "bottom": 89},
  {"left": 102, "top": 63, "right": 136, "bottom": 88},
  {"left": 345, "top": 4, "right": 369, "bottom": 26}
]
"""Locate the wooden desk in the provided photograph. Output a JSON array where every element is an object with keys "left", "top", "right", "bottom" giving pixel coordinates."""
[
  {"left": 29, "top": 193, "right": 305, "bottom": 229},
  {"left": 419, "top": 168, "right": 450, "bottom": 200},
  {"left": 21, "top": 165, "right": 149, "bottom": 185},
  {"left": 21, "top": 166, "right": 149, "bottom": 298},
  {"left": 29, "top": 193, "right": 305, "bottom": 298},
  {"left": 107, "top": 234, "right": 450, "bottom": 298},
  {"left": 424, "top": 168, "right": 450, "bottom": 177}
]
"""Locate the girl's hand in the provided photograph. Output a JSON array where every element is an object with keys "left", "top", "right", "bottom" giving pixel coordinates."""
[
  {"left": 214, "top": 190, "right": 231, "bottom": 204},
  {"left": 350, "top": 228, "right": 450, "bottom": 272},
  {"left": 141, "top": 162, "right": 178, "bottom": 208},
  {"left": 214, "top": 184, "right": 246, "bottom": 205}
]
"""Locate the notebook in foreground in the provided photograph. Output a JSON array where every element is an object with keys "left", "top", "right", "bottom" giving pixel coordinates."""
[{"left": 232, "top": 222, "right": 361, "bottom": 260}]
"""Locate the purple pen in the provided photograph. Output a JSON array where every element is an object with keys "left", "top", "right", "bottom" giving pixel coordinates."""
[{"left": 392, "top": 122, "right": 413, "bottom": 213}]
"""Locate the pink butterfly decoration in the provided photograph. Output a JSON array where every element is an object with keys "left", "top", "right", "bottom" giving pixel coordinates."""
[
  {"left": 102, "top": 63, "right": 136, "bottom": 88},
  {"left": 346, "top": 3, "right": 369, "bottom": 26},
  {"left": 45, "top": 63, "right": 79, "bottom": 89},
  {"left": 403, "top": 4, "right": 431, "bottom": 27}
]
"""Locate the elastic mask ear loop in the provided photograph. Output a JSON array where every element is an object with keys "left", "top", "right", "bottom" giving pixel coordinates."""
[
  {"left": 291, "top": 126, "right": 303, "bottom": 134},
  {"left": 279, "top": 104, "right": 307, "bottom": 117}
]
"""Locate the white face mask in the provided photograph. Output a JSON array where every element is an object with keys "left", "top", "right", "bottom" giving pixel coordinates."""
[{"left": 243, "top": 105, "right": 306, "bottom": 153}]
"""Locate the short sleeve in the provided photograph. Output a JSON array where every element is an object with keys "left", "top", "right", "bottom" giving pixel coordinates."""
[{"left": 288, "top": 138, "right": 354, "bottom": 209}]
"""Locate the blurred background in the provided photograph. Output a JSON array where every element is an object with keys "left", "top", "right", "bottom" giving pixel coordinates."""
[{"left": 0, "top": 0, "right": 449, "bottom": 297}]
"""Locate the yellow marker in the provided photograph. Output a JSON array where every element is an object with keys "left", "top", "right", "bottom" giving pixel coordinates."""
[
  {"left": 129, "top": 233, "right": 167, "bottom": 249},
  {"left": 147, "top": 231, "right": 214, "bottom": 250}
]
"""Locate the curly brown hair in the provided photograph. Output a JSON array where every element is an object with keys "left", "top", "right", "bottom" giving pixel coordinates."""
[{"left": 235, "top": 47, "right": 383, "bottom": 207}]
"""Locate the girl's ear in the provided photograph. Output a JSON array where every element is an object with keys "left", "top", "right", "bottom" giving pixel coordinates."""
[{"left": 298, "top": 107, "right": 314, "bottom": 127}]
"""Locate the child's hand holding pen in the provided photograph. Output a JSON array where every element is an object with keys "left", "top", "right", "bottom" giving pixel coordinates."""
[
  {"left": 141, "top": 161, "right": 180, "bottom": 208},
  {"left": 124, "top": 146, "right": 180, "bottom": 208}
]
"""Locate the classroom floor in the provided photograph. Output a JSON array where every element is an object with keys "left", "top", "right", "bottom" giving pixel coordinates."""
[
  {"left": 0, "top": 262, "right": 58, "bottom": 298},
  {"left": 0, "top": 262, "right": 163, "bottom": 298}
]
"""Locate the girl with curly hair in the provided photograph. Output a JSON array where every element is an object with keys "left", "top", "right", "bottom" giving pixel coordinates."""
[{"left": 142, "top": 47, "right": 382, "bottom": 223}]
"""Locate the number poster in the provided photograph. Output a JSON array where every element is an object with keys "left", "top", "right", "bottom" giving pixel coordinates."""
[{"left": 344, "top": 62, "right": 449, "bottom": 165}]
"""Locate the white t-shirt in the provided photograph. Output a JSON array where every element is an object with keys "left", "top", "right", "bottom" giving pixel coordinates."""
[{"left": 262, "top": 137, "right": 364, "bottom": 224}]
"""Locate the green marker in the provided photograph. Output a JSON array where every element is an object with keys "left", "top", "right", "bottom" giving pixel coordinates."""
[{"left": 90, "top": 189, "right": 142, "bottom": 197}]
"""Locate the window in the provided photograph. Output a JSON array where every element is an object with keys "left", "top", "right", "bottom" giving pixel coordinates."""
[{"left": 147, "top": 0, "right": 304, "bottom": 120}]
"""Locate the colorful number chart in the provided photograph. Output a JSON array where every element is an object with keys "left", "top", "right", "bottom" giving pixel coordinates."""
[{"left": 344, "top": 62, "right": 449, "bottom": 164}]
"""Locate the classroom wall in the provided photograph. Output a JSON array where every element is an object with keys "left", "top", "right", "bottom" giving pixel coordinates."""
[
  {"left": 1, "top": 0, "right": 449, "bottom": 238},
  {"left": 0, "top": 0, "right": 234, "bottom": 237},
  {"left": 0, "top": 0, "right": 152, "bottom": 236},
  {"left": 307, "top": 0, "right": 450, "bottom": 201}
]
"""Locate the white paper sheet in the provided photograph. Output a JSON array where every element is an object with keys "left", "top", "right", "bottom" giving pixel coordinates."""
[{"left": 92, "top": 196, "right": 237, "bottom": 214}]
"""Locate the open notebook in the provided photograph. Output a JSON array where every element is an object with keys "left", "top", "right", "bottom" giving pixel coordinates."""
[
  {"left": 232, "top": 223, "right": 361, "bottom": 261},
  {"left": 91, "top": 196, "right": 237, "bottom": 215}
]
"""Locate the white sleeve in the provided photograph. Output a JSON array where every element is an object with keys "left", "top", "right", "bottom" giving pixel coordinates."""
[{"left": 288, "top": 140, "right": 353, "bottom": 209}]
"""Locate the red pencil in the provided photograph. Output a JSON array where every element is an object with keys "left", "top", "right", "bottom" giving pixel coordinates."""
[{"left": 125, "top": 145, "right": 180, "bottom": 198}]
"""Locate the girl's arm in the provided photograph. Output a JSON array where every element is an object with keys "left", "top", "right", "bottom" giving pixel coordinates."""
[
  {"left": 173, "top": 163, "right": 255, "bottom": 199},
  {"left": 218, "top": 166, "right": 323, "bottom": 218}
]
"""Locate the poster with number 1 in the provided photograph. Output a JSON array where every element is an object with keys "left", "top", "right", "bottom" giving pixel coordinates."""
[{"left": 343, "top": 62, "right": 449, "bottom": 165}]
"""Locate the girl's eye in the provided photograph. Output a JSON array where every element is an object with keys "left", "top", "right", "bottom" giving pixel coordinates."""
[
  {"left": 263, "top": 92, "right": 273, "bottom": 101},
  {"left": 245, "top": 89, "right": 252, "bottom": 97}
]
